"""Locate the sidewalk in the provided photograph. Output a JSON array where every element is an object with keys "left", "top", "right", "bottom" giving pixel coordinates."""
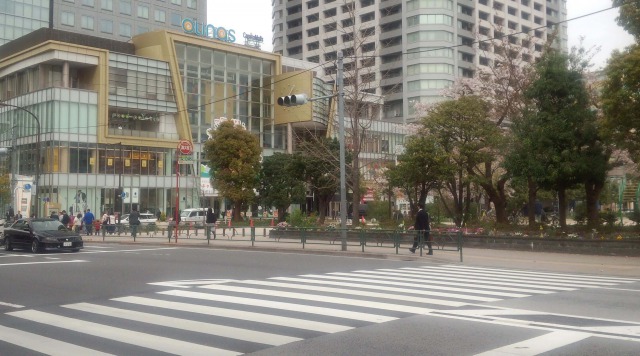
[{"left": 82, "top": 228, "right": 640, "bottom": 278}]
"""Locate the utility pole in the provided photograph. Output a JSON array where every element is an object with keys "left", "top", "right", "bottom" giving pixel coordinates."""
[
  {"left": 277, "top": 50, "right": 348, "bottom": 251},
  {"left": 337, "top": 50, "right": 347, "bottom": 251}
]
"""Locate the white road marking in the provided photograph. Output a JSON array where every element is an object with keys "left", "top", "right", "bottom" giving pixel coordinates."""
[
  {"left": 270, "top": 276, "right": 501, "bottom": 302},
  {"left": 369, "top": 269, "right": 576, "bottom": 291},
  {"left": 0, "top": 324, "right": 114, "bottom": 356},
  {"left": 199, "top": 283, "right": 444, "bottom": 312},
  {"left": 78, "top": 247, "right": 179, "bottom": 254},
  {"left": 0, "top": 254, "right": 34, "bottom": 258},
  {"left": 0, "top": 301, "right": 25, "bottom": 308},
  {"left": 331, "top": 271, "right": 555, "bottom": 294},
  {"left": 299, "top": 274, "right": 530, "bottom": 298},
  {"left": 160, "top": 289, "right": 396, "bottom": 323},
  {"left": 0, "top": 260, "right": 88, "bottom": 267},
  {"left": 113, "top": 296, "right": 352, "bottom": 333},
  {"left": 474, "top": 330, "right": 590, "bottom": 355},
  {"left": 63, "top": 303, "right": 301, "bottom": 346},
  {"left": 7, "top": 309, "right": 239, "bottom": 356},
  {"left": 148, "top": 279, "right": 236, "bottom": 288},
  {"left": 582, "top": 325, "right": 640, "bottom": 336},
  {"left": 401, "top": 267, "right": 606, "bottom": 288},
  {"left": 234, "top": 279, "right": 472, "bottom": 306},
  {"left": 441, "top": 265, "right": 640, "bottom": 283}
]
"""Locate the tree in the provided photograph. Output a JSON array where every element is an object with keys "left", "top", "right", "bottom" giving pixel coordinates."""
[
  {"left": 202, "top": 121, "right": 261, "bottom": 221},
  {"left": 601, "top": 45, "right": 640, "bottom": 164},
  {"left": 431, "top": 25, "right": 536, "bottom": 225},
  {"left": 614, "top": 0, "right": 640, "bottom": 41},
  {"left": 295, "top": 137, "right": 348, "bottom": 225},
  {"left": 519, "top": 50, "right": 604, "bottom": 228},
  {"left": 258, "top": 153, "right": 306, "bottom": 223},
  {"left": 421, "top": 96, "right": 499, "bottom": 227},
  {"left": 386, "top": 135, "right": 449, "bottom": 219}
]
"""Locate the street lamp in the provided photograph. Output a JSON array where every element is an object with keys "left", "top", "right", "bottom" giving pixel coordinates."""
[{"left": 0, "top": 102, "right": 41, "bottom": 218}]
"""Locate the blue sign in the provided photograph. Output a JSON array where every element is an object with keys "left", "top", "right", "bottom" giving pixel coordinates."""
[
  {"left": 121, "top": 192, "right": 126, "bottom": 198},
  {"left": 24, "top": 184, "right": 31, "bottom": 190},
  {"left": 182, "top": 18, "right": 236, "bottom": 43}
]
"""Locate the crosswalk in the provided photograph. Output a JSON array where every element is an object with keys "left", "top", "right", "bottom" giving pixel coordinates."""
[{"left": 1, "top": 265, "right": 638, "bottom": 355}]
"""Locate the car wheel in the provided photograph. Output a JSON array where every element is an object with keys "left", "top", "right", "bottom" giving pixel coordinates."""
[
  {"left": 3, "top": 237, "right": 12, "bottom": 251},
  {"left": 31, "top": 239, "right": 42, "bottom": 254}
]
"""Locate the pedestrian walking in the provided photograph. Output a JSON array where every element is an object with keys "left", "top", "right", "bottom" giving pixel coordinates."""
[
  {"left": 74, "top": 213, "right": 82, "bottom": 232},
  {"left": 60, "top": 210, "right": 71, "bottom": 228},
  {"left": 82, "top": 209, "right": 95, "bottom": 235},
  {"left": 206, "top": 207, "right": 217, "bottom": 239},
  {"left": 409, "top": 203, "right": 432, "bottom": 255},
  {"left": 129, "top": 208, "right": 141, "bottom": 238}
]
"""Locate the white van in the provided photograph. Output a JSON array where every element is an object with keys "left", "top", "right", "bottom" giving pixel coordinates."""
[{"left": 180, "top": 208, "right": 208, "bottom": 223}]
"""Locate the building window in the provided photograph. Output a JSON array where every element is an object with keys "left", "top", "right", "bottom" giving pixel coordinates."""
[
  {"left": 137, "top": 5, "right": 149, "bottom": 19},
  {"left": 154, "top": 9, "right": 166, "bottom": 22},
  {"left": 61, "top": 11, "right": 75, "bottom": 26},
  {"left": 81, "top": 15, "right": 94, "bottom": 30},
  {"left": 171, "top": 13, "right": 181, "bottom": 26},
  {"left": 120, "top": 23, "right": 132, "bottom": 37},
  {"left": 136, "top": 25, "right": 149, "bottom": 35},
  {"left": 171, "top": 0, "right": 181, "bottom": 5},
  {"left": 100, "top": 19, "right": 113, "bottom": 33},
  {"left": 187, "top": 0, "right": 197, "bottom": 9},
  {"left": 120, "top": 0, "right": 132, "bottom": 15},
  {"left": 101, "top": 0, "right": 113, "bottom": 11},
  {"left": 82, "top": 0, "right": 94, "bottom": 6}
]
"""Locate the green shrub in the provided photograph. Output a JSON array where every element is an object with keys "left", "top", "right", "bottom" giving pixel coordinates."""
[
  {"left": 599, "top": 210, "right": 618, "bottom": 227},
  {"left": 287, "top": 209, "right": 316, "bottom": 227},
  {"left": 159, "top": 212, "right": 167, "bottom": 222}
]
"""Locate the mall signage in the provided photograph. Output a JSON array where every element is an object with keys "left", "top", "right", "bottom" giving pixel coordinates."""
[{"left": 182, "top": 18, "right": 236, "bottom": 43}]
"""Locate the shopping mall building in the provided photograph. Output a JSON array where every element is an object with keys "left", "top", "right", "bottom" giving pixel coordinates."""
[{"left": 0, "top": 27, "right": 407, "bottom": 218}]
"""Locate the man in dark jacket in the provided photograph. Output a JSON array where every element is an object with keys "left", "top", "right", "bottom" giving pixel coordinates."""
[
  {"left": 409, "top": 203, "right": 432, "bottom": 255},
  {"left": 60, "top": 210, "right": 71, "bottom": 227},
  {"left": 129, "top": 209, "right": 141, "bottom": 238}
]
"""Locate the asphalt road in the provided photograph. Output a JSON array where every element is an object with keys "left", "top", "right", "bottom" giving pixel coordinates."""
[{"left": 0, "top": 244, "right": 639, "bottom": 355}]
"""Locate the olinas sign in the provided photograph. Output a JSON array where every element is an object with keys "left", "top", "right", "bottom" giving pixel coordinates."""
[{"left": 182, "top": 18, "right": 236, "bottom": 43}]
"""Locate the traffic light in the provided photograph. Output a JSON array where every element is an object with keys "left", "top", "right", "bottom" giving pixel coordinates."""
[{"left": 277, "top": 94, "right": 308, "bottom": 107}]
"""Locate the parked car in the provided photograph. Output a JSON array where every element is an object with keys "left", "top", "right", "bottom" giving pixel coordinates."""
[
  {"left": 1, "top": 218, "right": 83, "bottom": 253},
  {"left": 120, "top": 213, "right": 158, "bottom": 225},
  {"left": 180, "top": 208, "right": 208, "bottom": 223}
]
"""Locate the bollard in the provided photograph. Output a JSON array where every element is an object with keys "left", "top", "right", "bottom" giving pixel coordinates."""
[
  {"left": 102, "top": 224, "right": 106, "bottom": 241},
  {"left": 251, "top": 226, "right": 255, "bottom": 247},
  {"left": 242, "top": 227, "right": 245, "bottom": 236},
  {"left": 263, "top": 228, "right": 266, "bottom": 237}
]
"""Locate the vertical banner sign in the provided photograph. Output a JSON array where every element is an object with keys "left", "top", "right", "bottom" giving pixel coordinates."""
[{"left": 178, "top": 140, "right": 194, "bottom": 164}]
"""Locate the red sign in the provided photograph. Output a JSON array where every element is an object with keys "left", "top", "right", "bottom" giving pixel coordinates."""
[{"left": 178, "top": 140, "right": 193, "bottom": 155}]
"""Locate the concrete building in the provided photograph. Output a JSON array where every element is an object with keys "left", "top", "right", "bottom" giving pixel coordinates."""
[
  {"left": 272, "top": 0, "right": 568, "bottom": 124},
  {"left": 0, "top": 0, "right": 206, "bottom": 45},
  {"left": 0, "top": 27, "right": 284, "bottom": 218}
]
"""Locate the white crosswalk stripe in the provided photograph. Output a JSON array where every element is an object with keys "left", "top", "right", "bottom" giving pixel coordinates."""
[{"left": 1, "top": 264, "right": 637, "bottom": 355}]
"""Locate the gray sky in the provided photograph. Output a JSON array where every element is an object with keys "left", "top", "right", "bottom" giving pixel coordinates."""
[{"left": 207, "top": 0, "right": 635, "bottom": 69}]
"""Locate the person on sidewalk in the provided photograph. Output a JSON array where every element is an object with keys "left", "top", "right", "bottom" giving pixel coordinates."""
[
  {"left": 410, "top": 203, "right": 432, "bottom": 255},
  {"left": 129, "top": 208, "right": 141, "bottom": 238},
  {"left": 206, "top": 207, "right": 217, "bottom": 239},
  {"left": 82, "top": 209, "right": 95, "bottom": 235}
]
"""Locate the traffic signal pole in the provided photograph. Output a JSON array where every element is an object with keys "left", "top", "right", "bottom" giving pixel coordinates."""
[
  {"left": 277, "top": 50, "right": 347, "bottom": 251},
  {"left": 337, "top": 50, "right": 347, "bottom": 251}
]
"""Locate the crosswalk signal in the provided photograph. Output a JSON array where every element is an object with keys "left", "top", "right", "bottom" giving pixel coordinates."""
[{"left": 277, "top": 94, "right": 308, "bottom": 107}]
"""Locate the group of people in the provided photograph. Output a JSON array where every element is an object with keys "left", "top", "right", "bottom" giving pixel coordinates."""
[{"left": 48, "top": 208, "right": 142, "bottom": 237}]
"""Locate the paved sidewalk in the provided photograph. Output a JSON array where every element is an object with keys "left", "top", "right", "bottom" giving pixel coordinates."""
[{"left": 81, "top": 227, "right": 640, "bottom": 278}]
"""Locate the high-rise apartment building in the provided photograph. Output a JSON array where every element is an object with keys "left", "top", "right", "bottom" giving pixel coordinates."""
[
  {"left": 0, "top": 0, "right": 206, "bottom": 45},
  {"left": 272, "top": 0, "right": 568, "bottom": 124}
]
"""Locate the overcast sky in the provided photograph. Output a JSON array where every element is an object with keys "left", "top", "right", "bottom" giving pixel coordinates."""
[{"left": 207, "top": 0, "right": 635, "bottom": 70}]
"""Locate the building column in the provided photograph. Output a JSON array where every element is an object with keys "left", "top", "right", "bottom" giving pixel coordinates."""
[
  {"left": 287, "top": 123, "right": 293, "bottom": 154},
  {"left": 62, "top": 62, "right": 69, "bottom": 88}
]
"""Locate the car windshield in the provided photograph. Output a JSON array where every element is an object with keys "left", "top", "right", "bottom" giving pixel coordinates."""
[{"left": 31, "top": 220, "right": 66, "bottom": 232}]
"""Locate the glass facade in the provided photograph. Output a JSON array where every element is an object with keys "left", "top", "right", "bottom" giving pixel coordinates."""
[
  {"left": 173, "top": 42, "right": 279, "bottom": 147},
  {"left": 0, "top": 0, "right": 50, "bottom": 45}
]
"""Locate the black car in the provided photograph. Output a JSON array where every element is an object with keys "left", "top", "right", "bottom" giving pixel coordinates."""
[{"left": 1, "top": 218, "right": 83, "bottom": 253}]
